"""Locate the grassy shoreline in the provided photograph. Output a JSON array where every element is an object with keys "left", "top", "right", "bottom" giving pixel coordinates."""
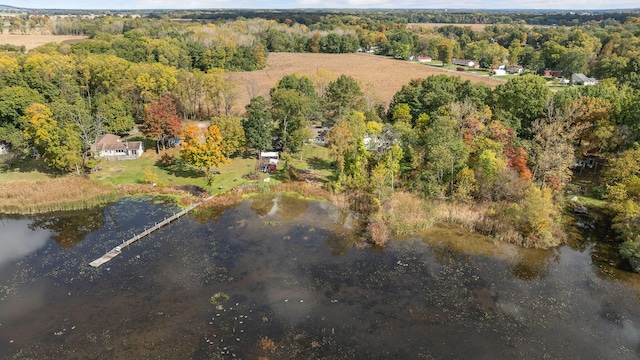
[{"left": 0, "top": 145, "right": 332, "bottom": 215}]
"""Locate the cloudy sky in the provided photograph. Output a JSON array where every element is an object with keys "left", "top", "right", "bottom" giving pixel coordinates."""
[{"left": 3, "top": 0, "right": 639, "bottom": 10}]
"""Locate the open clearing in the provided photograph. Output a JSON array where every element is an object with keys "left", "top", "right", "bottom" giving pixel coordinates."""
[
  {"left": 228, "top": 52, "right": 504, "bottom": 115},
  {"left": 0, "top": 34, "right": 86, "bottom": 50}
]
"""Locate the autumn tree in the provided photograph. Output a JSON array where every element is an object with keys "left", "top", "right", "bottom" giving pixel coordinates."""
[
  {"left": 142, "top": 95, "right": 182, "bottom": 153},
  {"left": 326, "top": 121, "right": 353, "bottom": 175},
  {"left": 526, "top": 100, "right": 581, "bottom": 190},
  {"left": 23, "top": 103, "right": 82, "bottom": 173},
  {"left": 180, "top": 124, "right": 230, "bottom": 186}
]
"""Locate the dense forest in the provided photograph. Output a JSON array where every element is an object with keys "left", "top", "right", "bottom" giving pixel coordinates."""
[{"left": 1, "top": 10, "right": 640, "bottom": 270}]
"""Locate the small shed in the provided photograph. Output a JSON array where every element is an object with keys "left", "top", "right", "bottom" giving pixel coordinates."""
[{"left": 259, "top": 152, "right": 279, "bottom": 173}]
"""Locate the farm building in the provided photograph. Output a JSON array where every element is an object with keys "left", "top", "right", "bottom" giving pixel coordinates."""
[
  {"left": 543, "top": 70, "right": 563, "bottom": 78},
  {"left": 258, "top": 152, "right": 279, "bottom": 174},
  {"left": 571, "top": 73, "right": 598, "bottom": 85},
  {"left": 417, "top": 56, "right": 432, "bottom": 63},
  {"left": 491, "top": 69, "right": 506, "bottom": 76},
  {"left": 451, "top": 59, "right": 475, "bottom": 67},
  {"left": 92, "top": 134, "right": 143, "bottom": 161}
]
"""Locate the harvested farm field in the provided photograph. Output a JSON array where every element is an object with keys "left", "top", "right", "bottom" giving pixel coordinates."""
[
  {"left": 0, "top": 34, "right": 86, "bottom": 50},
  {"left": 228, "top": 52, "right": 504, "bottom": 115}
]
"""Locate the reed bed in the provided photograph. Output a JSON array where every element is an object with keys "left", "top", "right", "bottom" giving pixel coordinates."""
[
  {"left": 427, "top": 201, "right": 529, "bottom": 247},
  {"left": 0, "top": 177, "right": 117, "bottom": 214}
]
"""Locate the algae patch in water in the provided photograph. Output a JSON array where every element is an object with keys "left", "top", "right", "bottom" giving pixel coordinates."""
[{"left": 210, "top": 292, "right": 230, "bottom": 305}]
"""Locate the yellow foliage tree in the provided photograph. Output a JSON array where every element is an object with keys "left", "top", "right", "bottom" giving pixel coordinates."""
[{"left": 180, "top": 124, "right": 230, "bottom": 186}]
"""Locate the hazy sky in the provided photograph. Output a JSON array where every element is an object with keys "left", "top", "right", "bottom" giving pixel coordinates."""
[{"left": 3, "top": 0, "right": 639, "bottom": 10}]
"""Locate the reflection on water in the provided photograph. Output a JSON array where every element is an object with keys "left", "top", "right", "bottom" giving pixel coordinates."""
[
  {"left": 1, "top": 195, "right": 640, "bottom": 359},
  {"left": 0, "top": 219, "right": 51, "bottom": 268}
]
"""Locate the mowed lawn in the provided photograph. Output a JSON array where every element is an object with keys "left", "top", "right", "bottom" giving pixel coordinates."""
[
  {"left": 90, "top": 147, "right": 259, "bottom": 193},
  {"left": 228, "top": 52, "right": 505, "bottom": 115}
]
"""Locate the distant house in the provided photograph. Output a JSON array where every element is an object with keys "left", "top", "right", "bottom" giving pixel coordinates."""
[
  {"left": 491, "top": 69, "right": 507, "bottom": 76},
  {"left": 417, "top": 55, "right": 432, "bottom": 63},
  {"left": 571, "top": 73, "right": 598, "bottom": 85},
  {"left": 258, "top": 152, "right": 279, "bottom": 173},
  {"left": 452, "top": 59, "right": 475, "bottom": 67},
  {"left": 543, "top": 70, "right": 563, "bottom": 78},
  {"left": 92, "top": 134, "right": 143, "bottom": 161},
  {"left": 506, "top": 65, "right": 524, "bottom": 74},
  {"left": 0, "top": 140, "right": 8, "bottom": 155}
]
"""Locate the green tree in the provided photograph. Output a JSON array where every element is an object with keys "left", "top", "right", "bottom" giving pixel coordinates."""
[
  {"left": 211, "top": 115, "right": 245, "bottom": 157},
  {"left": 94, "top": 93, "right": 135, "bottom": 135},
  {"left": 325, "top": 75, "right": 363, "bottom": 121},
  {"left": 493, "top": 74, "right": 551, "bottom": 135},
  {"left": 244, "top": 96, "right": 273, "bottom": 153},
  {"left": 270, "top": 88, "right": 310, "bottom": 153},
  {"left": 557, "top": 49, "right": 588, "bottom": 78}
]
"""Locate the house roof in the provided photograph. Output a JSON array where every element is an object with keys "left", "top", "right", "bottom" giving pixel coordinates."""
[
  {"left": 572, "top": 73, "right": 598, "bottom": 83},
  {"left": 93, "top": 134, "right": 142, "bottom": 151},
  {"left": 572, "top": 73, "right": 590, "bottom": 82}
]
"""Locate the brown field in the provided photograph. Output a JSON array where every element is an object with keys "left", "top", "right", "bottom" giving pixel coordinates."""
[
  {"left": 408, "top": 22, "right": 551, "bottom": 30},
  {"left": 228, "top": 52, "right": 504, "bottom": 115},
  {"left": 0, "top": 34, "right": 86, "bottom": 50}
]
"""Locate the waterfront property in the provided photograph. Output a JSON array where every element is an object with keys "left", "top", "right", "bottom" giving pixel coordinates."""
[{"left": 92, "top": 134, "right": 144, "bottom": 161}]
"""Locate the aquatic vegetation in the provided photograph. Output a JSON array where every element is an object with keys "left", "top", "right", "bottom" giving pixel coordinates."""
[
  {"left": 210, "top": 292, "right": 230, "bottom": 305},
  {"left": 0, "top": 177, "right": 117, "bottom": 214},
  {"left": 2, "top": 196, "right": 640, "bottom": 359}
]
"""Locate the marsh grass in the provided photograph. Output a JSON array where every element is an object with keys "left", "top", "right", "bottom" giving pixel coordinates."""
[
  {"left": 0, "top": 177, "right": 117, "bottom": 214},
  {"left": 427, "top": 201, "right": 529, "bottom": 247}
]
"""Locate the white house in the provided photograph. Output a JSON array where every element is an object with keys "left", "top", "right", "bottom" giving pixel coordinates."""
[
  {"left": 571, "top": 73, "right": 598, "bottom": 85},
  {"left": 492, "top": 69, "right": 507, "bottom": 76},
  {"left": 506, "top": 65, "right": 524, "bottom": 74},
  {"left": 452, "top": 59, "right": 475, "bottom": 67},
  {"left": 418, "top": 55, "right": 432, "bottom": 63},
  {"left": 92, "top": 134, "right": 143, "bottom": 160}
]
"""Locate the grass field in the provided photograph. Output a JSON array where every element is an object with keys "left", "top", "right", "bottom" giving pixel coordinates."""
[
  {"left": 0, "top": 34, "right": 87, "bottom": 50},
  {"left": 228, "top": 52, "right": 505, "bottom": 116}
]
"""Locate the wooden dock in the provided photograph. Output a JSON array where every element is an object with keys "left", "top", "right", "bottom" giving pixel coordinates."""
[{"left": 89, "top": 196, "right": 213, "bottom": 268}]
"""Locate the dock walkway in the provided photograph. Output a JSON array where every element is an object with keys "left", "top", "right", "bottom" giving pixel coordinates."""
[{"left": 89, "top": 196, "right": 214, "bottom": 268}]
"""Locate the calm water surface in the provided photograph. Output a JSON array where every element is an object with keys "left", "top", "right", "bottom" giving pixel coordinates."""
[{"left": 1, "top": 195, "right": 640, "bottom": 359}]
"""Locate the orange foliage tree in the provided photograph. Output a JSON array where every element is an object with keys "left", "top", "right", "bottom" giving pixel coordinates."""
[{"left": 142, "top": 95, "right": 182, "bottom": 153}]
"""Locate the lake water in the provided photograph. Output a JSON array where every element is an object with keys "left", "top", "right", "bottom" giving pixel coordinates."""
[{"left": 1, "top": 195, "right": 640, "bottom": 359}]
